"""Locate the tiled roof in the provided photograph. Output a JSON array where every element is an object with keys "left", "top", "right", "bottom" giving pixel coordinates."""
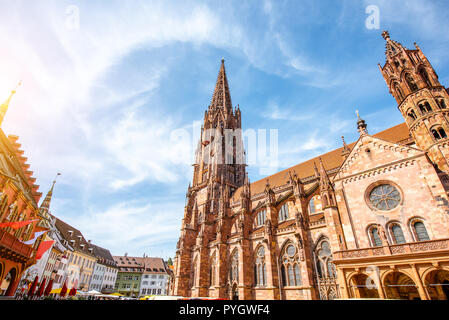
[
  {"left": 232, "top": 123, "right": 411, "bottom": 201},
  {"left": 52, "top": 215, "right": 95, "bottom": 258},
  {"left": 91, "top": 243, "right": 117, "bottom": 268},
  {"left": 112, "top": 256, "right": 168, "bottom": 274}
]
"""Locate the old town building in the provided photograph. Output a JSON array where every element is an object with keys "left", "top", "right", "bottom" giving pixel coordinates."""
[
  {"left": 89, "top": 244, "right": 118, "bottom": 293},
  {"left": 173, "top": 32, "right": 449, "bottom": 300},
  {"left": 112, "top": 254, "right": 169, "bottom": 297},
  {"left": 0, "top": 86, "right": 46, "bottom": 297},
  {"left": 54, "top": 217, "right": 96, "bottom": 292}
]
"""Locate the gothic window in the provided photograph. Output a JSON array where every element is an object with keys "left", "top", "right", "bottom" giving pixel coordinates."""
[
  {"left": 255, "top": 210, "right": 266, "bottom": 227},
  {"left": 254, "top": 246, "right": 266, "bottom": 287},
  {"left": 419, "top": 68, "right": 432, "bottom": 87},
  {"left": 278, "top": 203, "right": 289, "bottom": 222},
  {"left": 424, "top": 102, "right": 432, "bottom": 112},
  {"left": 390, "top": 224, "right": 406, "bottom": 244},
  {"left": 191, "top": 257, "right": 198, "bottom": 288},
  {"left": 395, "top": 84, "right": 404, "bottom": 101},
  {"left": 431, "top": 127, "right": 447, "bottom": 140},
  {"left": 368, "top": 225, "right": 383, "bottom": 247},
  {"left": 209, "top": 253, "right": 216, "bottom": 287},
  {"left": 407, "top": 109, "right": 417, "bottom": 121},
  {"left": 368, "top": 184, "right": 401, "bottom": 211},
  {"left": 412, "top": 221, "right": 430, "bottom": 242},
  {"left": 438, "top": 99, "right": 447, "bottom": 109},
  {"left": 230, "top": 250, "right": 239, "bottom": 283},
  {"left": 314, "top": 239, "right": 335, "bottom": 279},
  {"left": 281, "top": 243, "right": 302, "bottom": 286},
  {"left": 405, "top": 73, "right": 418, "bottom": 92},
  {"left": 308, "top": 197, "right": 316, "bottom": 214}
]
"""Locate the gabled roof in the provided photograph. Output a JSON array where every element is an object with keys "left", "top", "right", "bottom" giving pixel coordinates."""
[
  {"left": 52, "top": 215, "right": 95, "bottom": 258},
  {"left": 91, "top": 243, "right": 117, "bottom": 267},
  {"left": 231, "top": 122, "right": 411, "bottom": 201},
  {"left": 112, "top": 255, "right": 168, "bottom": 274}
]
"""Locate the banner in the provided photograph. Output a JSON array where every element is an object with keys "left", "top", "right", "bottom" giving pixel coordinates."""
[
  {"left": 22, "top": 230, "right": 47, "bottom": 245},
  {"left": 0, "top": 219, "right": 39, "bottom": 230},
  {"left": 36, "top": 240, "right": 55, "bottom": 260}
]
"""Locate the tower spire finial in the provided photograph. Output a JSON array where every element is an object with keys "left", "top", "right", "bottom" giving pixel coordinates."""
[
  {"left": 381, "top": 30, "right": 390, "bottom": 41},
  {"left": 356, "top": 109, "right": 368, "bottom": 135},
  {"left": 0, "top": 81, "right": 22, "bottom": 126}
]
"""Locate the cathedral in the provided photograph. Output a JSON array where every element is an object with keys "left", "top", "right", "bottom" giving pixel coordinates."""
[{"left": 172, "top": 32, "right": 449, "bottom": 300}]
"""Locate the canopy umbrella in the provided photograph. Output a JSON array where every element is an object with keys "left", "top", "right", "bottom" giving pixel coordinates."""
[
  {"left": 60, "top": 280, "right": 68, "bottom": 297},
  {"left": 36, "top": 278, "right": 46, "bottom": 297},
  {"left": 44, "top": 279, "right": 53, "bottom": 296},
  {"left": 27, "top": 276, "right": 38, "bottom": 297},
  {"left": 86, "top": 289, "right": 101, "bottom": 295},
  {"left": 110, "top": 292, "right": 123, "bottom": 296},
  {"left": 68, "top": 287, "right": 77, "bottom": 297}
]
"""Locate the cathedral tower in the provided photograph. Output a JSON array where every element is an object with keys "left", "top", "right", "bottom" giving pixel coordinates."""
[
  {"left": 173, "top": 60, "right": 246, "bottom": 298},
  {"left": 379, "top": 31, "right": 449, "bottom": 172}
]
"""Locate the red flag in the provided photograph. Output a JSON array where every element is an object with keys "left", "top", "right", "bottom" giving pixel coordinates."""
[
  {"left": 60, "top": 280, "right": 68, "bottom": 297},
  {"left": 44, "top": 279, "right": 53, "bottom": 296},
  {"left": 36, "top": 240, "right": 55, "bottom": 260},
  {"left": 36, "top": 278, "right": 46, "bottom": 297},
  {"left": 0, "top": 219, "right": 38, "bottom": 230},
  {"left": 27, "top": 276, "right": 38, "bottom": 297}
]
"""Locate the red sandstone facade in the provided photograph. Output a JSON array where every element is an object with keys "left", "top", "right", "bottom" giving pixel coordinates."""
[
  {"left": 0, "top": 90, "right": 45, "bottom": 296},
  {"left": 173, "top": 33, "right": 449, "bottom": 300}
]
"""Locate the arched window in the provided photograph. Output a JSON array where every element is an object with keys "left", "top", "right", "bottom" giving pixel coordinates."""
[
  {"left": 230, "top": 250, "right": 239, "bottom": 283},
  {"left": 424, "top": 102, "right": 432, "bottom": 112},
  {"left": 438, "top": 99, "right": 447, "bottom": 109},
  {"left": 407, "top": 109, "right": 417, "bottom": 121},
  {"left": 412, "top": 221, "right": 430, "bottom": 242},
  {"left": 255, "top": 210, "right": 266, "bottom": 227},
  {"left": 191, "top": 256, "right": 198, "bottom": 288},
  {"left": 280, "top": 243, "right": 302, "bottom": 286},
  {"left": 419, "top": 68, "right": 432, "bottom": 87},
  {"left": 209, "top": 253, "right": 216, "bottom": 287},
  {"left": 369, "top": 226, "right": 383, "bottom": 247},
  {"left": 390, "top": 224, "right": 406, "bottom": 244},
  {"left": 308, "top": 197, "right": 316, "bottom": 214},
  {"left": 395, "top": 84, "right": 404, "bottom": 101},
  {"left": 254, "top": 246, "right": 266, "bottom": 287},
  {"left": 314, "top": 239, "right": 335, "bottom": 279},
  {"left": 431, "top": 127, "right": 447, "bottom": 140},
  {"left": 278, "top": 204, "right": 289, "bottom": 222},
  {"left": 405, "top": 73, "right": 418, "bottom": 92}
]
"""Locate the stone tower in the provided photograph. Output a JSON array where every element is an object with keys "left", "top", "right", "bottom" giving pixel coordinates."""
[
  {"left": 173, "top": 60, "right": 246, "bottom": 298},
  {"left": 379, "top": 31, "right": 449, "bottom": 172}
]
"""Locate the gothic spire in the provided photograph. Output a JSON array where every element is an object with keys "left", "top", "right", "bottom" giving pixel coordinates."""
[
  {"left": 39, "top": 173, "right": 61, "bottom": 216},
  {"left": 382, "top": 30, "right": 405, "bottom": 59},
  {"left": 0, "top": 81, "right": 21, "bottom": 126},
  {"left": 209, "top": 59, "right": 232, "bottom": 113},
  {"left": 318, "top": 158, "right": 333, "bottom": 192},
  {"left": 341, "top": 136, "right": 351, "bottom": 158}
]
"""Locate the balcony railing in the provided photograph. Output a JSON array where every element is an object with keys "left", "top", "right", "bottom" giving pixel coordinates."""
[
  {"left": 333, "top": 238, "right": 449, "bottom": 261},
  {"left": 0, "top": 229, "right": 34, "bottom": 261}
]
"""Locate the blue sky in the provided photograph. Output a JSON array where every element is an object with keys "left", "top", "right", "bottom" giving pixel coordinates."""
[{"left": 0, "top": 0, "right": 448, "bottom": 259}]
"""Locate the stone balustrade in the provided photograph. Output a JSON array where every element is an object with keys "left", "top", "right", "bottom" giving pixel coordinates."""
[{"left": 333, "top": 238, "right": 449, "bottom": 261}]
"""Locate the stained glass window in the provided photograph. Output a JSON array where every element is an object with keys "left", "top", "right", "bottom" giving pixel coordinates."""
[
  {"left": 371, "top": 227, "right": 382, "bottom": 247},
  {"left": 369, "top": 184, "right": 401, "bottom": 211},
  {"left": 279, "top": 204, "right": 289, "bottom": 222},
  {"left": 414, "top": 222, "right": 430, "bottom": 241},
  {"left": 391, "top": 224, "right": 406, "bottom": 244}
]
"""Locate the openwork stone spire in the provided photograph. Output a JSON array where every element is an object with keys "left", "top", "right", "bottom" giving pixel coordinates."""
[{"left": 209, "top": 59, "right": 233, "bottom": 113}]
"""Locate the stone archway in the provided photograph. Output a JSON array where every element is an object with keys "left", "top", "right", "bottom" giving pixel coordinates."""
[
  {"left": 349, "top": 274, "right": 380, "bottom": 299},
  {"left": 424, "top": 269, "right": 449, "bottom": 300},
  {"left": 383, "top": 271, "right": 420, "bottom": 300},
  {"left": 0, "top": 268, "right": 17, "bottom": 296}
]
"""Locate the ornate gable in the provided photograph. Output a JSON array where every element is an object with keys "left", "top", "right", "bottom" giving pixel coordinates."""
[{"left": 334, "top": 134, "right": 424, "bottom": 181}]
